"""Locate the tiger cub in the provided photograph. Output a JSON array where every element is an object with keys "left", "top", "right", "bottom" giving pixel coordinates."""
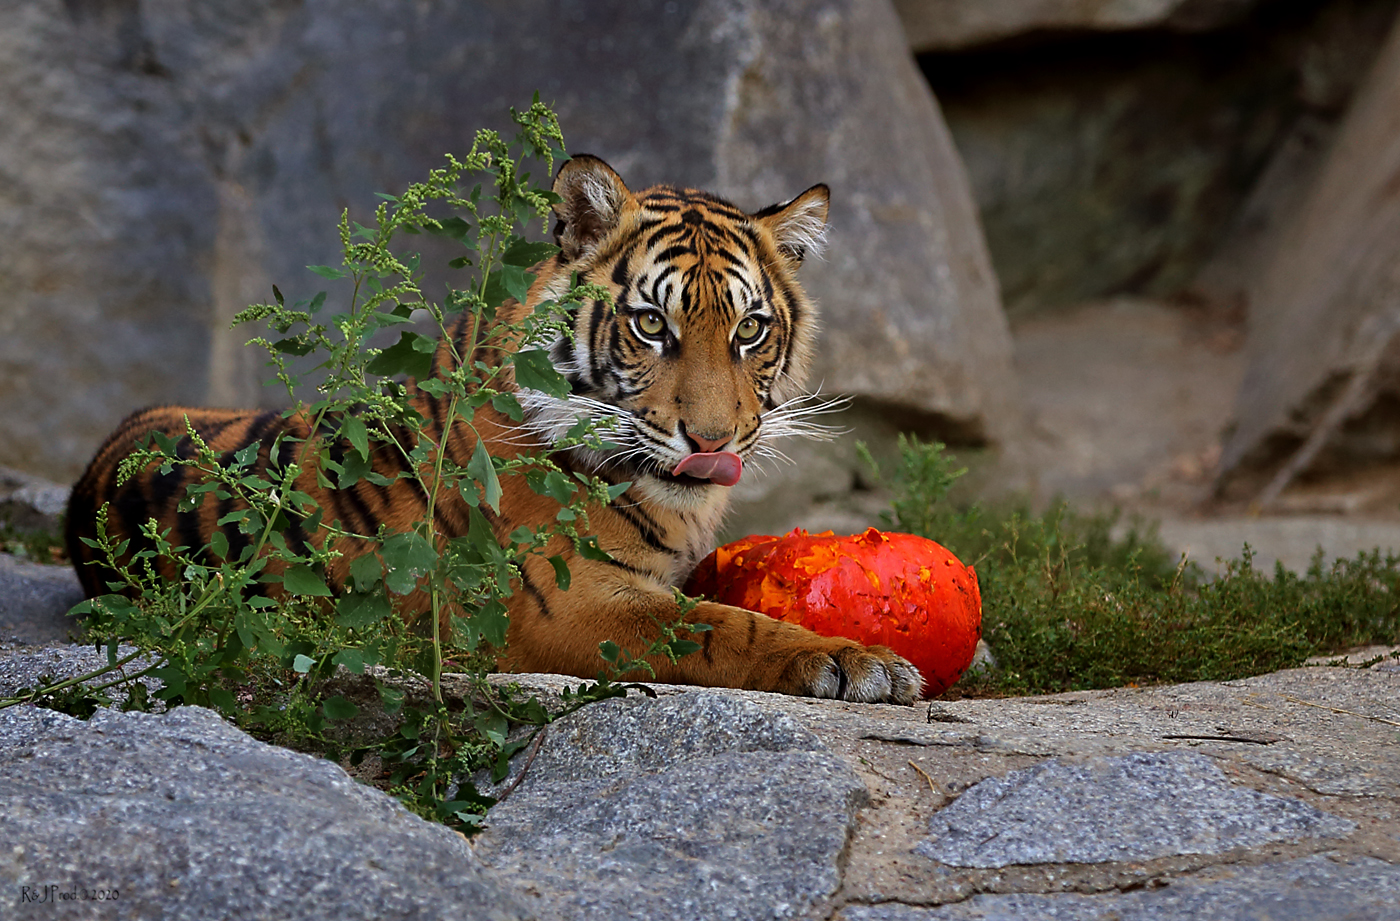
[{"left": 67, "top": 155, "right": 923, "bottom": 705}]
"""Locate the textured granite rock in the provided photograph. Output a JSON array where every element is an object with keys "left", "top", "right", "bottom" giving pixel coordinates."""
[
  {"left": 838, "top": 853, "right": 1400, "bottom": 920},
  {"left": 916, "top": 751, "right": 1354, "bottom": 867},
  {"left": 0, "top": 554, "right": 84, "bottom": 645},
  {"left": 473, "top": 690, "right": 868, "bottom": 921},
  {"left": 0, "top": 705, "right": 529, "bottom": 921}
]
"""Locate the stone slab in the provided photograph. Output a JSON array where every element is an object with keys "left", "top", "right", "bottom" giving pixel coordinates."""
[
  {"left": 838, "top": 853, "right": 1400, "bottom": 920},
  {"left": 916, "top": 751, "right": 1354, "bottom": 867},
  {"left": 0, "top": 705, "right": 529, "bottom": 921},
  {"left": 474, "top": 690, "right": 867, "bottom": 921}
]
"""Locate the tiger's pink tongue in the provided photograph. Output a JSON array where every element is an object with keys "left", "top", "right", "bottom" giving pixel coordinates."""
[{"left": 672, "top": 451, "right": 743, "bottom": 487}]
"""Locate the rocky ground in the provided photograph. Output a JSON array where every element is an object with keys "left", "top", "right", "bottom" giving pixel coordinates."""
[{"left": 2, "top": 639, "right": 1397, "bottom": 920}]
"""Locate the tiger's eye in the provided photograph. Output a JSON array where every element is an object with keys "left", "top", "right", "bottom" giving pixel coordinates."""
[
  {"left": 735, "top": 316, "right": 764, "bottom": 342},
  {"left": 636, "top": 310, "right": 666, "bottom": 338}
]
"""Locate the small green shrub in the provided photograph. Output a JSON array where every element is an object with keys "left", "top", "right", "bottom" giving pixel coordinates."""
[
  {"left": 863, "top": 435, "right": 1400, "bottom": 696},
  {"left": 2, "top": 100, "right": 700, "bottom": 832}
]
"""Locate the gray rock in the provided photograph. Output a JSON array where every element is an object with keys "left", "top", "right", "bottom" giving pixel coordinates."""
[
  {"left": 839, "top": 853, "right": 1400, "bottom": 920},
  {"left": 0, "top": 554, "right": 84, "bottom": 645},
  {"left": 893, "top": 0, "right": 1266, "bottom": 52},
  {"left": 917, "top": 751, "right": 1354, "bottom": 867},
  {"left": 1218, "top": 13, "right": 1400, "bottom": 499},
  {"left": 0, "top": 705, "right": 530, "bottom": 921},
  {"left": 0, "top": 466, "right": 70, "bottom": 532},
  {"left": 474, "top": 690, "right": 868, "bottom": 921},
  {"left": 0, "top": 642, "right": 160, "bottom": 708},
  {"left": 3, "top": 0, "right": 1017, "bottom": 485}
]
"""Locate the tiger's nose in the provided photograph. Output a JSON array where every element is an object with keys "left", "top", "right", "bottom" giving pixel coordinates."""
[{"left": 680, "top": 421, "right": 733, "bottom": 454}]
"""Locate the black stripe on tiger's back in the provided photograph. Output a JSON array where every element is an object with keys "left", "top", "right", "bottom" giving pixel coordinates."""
[
  {"left": 243, "top": 409, "right": 285, "bottom": 450},
  {"left": 517, "top": 564, "right": 553, "bottom": 619}
]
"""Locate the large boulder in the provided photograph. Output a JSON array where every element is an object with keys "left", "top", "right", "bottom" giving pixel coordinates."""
[
  {"left": 1, "top": 0, "right": 1018, "bottom": 484},
  {"left": 893, "top": 0, "right": 1268, "bottom": 53},
  {"left": 1216, "top": 11, "right": 1400, "bottom": 499}
]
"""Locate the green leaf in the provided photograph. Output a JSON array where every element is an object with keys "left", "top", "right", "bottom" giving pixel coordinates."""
[
  {"left": 209, "top": 530, "right": 230, "bottom": 562},
  {"left": 366, "top": 331, "right": 436, "bottom": 379},
  {"left": 467, "top": 439, "right": 503, "bottom": 514},
  {"left": 349, "top": 553, "right": 382, "bottom": 591},
  {"left": 380, "top": 531, "right": 438, "bottom": 595},
  {"left": 501, "top": 264, "right": 533, "bottom": 303},
  {"left": 332, "top": 649, "right": 366, "bottom": 674},
  {"left": 598, "top": 641, "right": 621, "bottom": 664},
  {"left": 512, "top": 349, "right": 568, "bottom": 396},
  {"left": 428, "top": 216, "right": 473, "bottom": 242},
  {"left": 540, "top": 470, "right": 575, "bottom": 505},
  {"left": 379, "top": 684, "right": 405, "bottom": 715},
  {"left": 272, "top": 337, "right": 314, "bottom": 356},
  {"left": 308, "top": 264, "right": 348, "bottom": 279},
  {"left": 323, "top": 695, "right": 360, "bottom": 720},
  {"left": 337, "top": 450, "right": 372, "bottom": 488},
  {"left": 548, "top": 555, "right": 571, "bottom": 591},
  {"left": 342, "top": 415, "right": 370, "bottom": 461},
  {"left": 475, "top": 599, "right": 510, "bottom": 648},
  {"left": 282, "top": 564, "right": 333, "bottom": 597},
  {"left": 491, "top": 391, "right": 524, "bottom": 422},
  {"left": 576, "top": 535, "right": 612, "bottom": 562},
  {"left": 293, "top": 654, "right": 315, "bottom": 673},
  {"left": 336, "top": 591, "right": 392, "bottom": 628},
  {"left": 502, "top": 239, "right": 558, "bottom": 266},
  {"left": 666, "top": 639, "right": 702, "bottom": 659},
  {"left": 208, "top": 686, "right": 237, "bottom": 715}
]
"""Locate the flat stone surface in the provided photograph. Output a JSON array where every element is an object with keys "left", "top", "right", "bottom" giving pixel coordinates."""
[
  {"left": 916, "top": 751, "right": 1354, "bottom": 867},
  {"left": 0, "top": 705, "right": 529, "bottom": 921},
  {"left": 474, "top": 690, "right": 867, "bottom": 921},
  {"left": 838, "top": 853, "right": 1400, "bottom": 920}
]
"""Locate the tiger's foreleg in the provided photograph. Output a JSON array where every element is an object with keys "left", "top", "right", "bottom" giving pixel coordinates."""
[{"left": 501, "top": 560, "right": 923, "bottom": 704}]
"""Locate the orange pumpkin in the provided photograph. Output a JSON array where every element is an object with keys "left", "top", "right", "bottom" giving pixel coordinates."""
[{"left": 686, "top": 528, "right": 982, "bottom": 697}]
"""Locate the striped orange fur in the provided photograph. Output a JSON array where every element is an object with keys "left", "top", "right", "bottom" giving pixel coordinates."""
[{"left": 66, "top": 155, "right": 923, "bottom": 704}]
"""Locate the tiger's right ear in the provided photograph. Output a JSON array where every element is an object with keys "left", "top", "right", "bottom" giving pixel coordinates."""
[{"left": 552, "top": 155, "right": 631, "bottom": 262}]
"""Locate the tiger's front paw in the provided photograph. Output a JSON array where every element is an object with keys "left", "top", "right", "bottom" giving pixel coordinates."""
[{"left": 781, "top": 643, "right": 923, "bottom": 705}]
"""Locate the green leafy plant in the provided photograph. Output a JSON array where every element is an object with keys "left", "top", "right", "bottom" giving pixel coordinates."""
[
  {"left": 2, "top": 100, "right": 704, "bottom": 832},
  {"left": 863, "top": 435, "right": 1400, "bottom": 697}
]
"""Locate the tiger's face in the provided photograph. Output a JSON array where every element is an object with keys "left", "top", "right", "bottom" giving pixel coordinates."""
[{"left": 522, "top": 156, "right": 831, "bottom": 510}]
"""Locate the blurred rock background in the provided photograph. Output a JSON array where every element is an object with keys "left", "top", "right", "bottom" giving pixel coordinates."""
[{"left": 4, "top": 0, "right": 1400, "bottom": 566}]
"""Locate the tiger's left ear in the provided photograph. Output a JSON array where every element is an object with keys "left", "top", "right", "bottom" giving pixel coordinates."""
[
  {"left": 553, "top": 155, "right": 632, "bottom": 262},
  {"left": 753, "top": 184, "right": 830, "bottom": 265}
]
